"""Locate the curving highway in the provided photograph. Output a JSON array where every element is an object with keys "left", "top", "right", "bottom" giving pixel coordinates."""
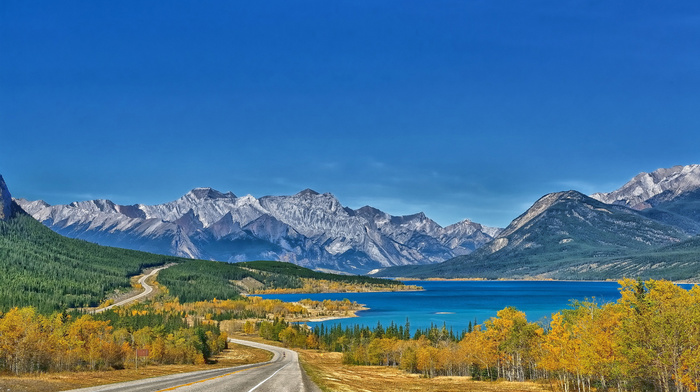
[
  {"left": 95, "top": 264, "right": 173, "bottom": 313},
  {"left": 66, "top": 338, "right": 321, "bottom": 392}
]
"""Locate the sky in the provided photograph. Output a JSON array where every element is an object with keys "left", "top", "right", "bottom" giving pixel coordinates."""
[{"left": 1, "top": 1, "right": 700, "bottom": 228}]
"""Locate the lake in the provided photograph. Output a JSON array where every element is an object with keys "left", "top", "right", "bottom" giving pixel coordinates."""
[{"left": 258, "top": 280, "right": 696, "bottom": 332}]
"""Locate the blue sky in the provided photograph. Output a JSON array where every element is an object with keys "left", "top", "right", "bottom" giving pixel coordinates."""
[{"left": 2, "top": 1, "right": 699, "bottom": 228}]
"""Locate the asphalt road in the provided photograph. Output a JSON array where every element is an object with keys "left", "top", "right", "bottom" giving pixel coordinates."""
[
  {"left": 95, "top": 264, "right": 173, "bottom": 313},
  {"left": 67, "top": 338, "right": 321, "bottom": 392}
]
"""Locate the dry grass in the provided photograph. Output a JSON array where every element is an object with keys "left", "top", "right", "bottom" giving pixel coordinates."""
[
  {"left": 227, "top": 334, "right": 552, "bottom": 392},
  {"left": 298, "top": 350, "right": 552, "bottom": 392},
  {"left": 0, "top": 342, "right": 272, "bottom": 392}
]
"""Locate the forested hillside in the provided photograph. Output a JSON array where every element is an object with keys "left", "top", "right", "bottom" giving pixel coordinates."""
[
  {"left": 238, "top": 260, "right": 407, "bottom": 287},
  {"left": 0, "top": 209, "right": 174, "bottom": 313},
  {"left": 158, "top": 259, "right": 413, "bottom": 302},
  {"left": 157, "top": 260, "right": 302, "bottom": 302},
  {"left": 0, "top": 206, "right": 409, "bottom": 312}
]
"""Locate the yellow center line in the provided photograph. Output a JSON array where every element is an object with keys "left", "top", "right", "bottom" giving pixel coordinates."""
[{"left": 156, "top": 362, "right": 274, "bottom": 391}]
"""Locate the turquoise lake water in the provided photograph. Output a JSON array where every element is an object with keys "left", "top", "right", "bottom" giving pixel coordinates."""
[{"left": 258, "top": 280, "right": 696, "bottom": 332}]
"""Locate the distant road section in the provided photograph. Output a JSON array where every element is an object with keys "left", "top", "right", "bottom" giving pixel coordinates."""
[
  {"left": 95, "top": 264, "right": 173, "bottom": 313},
  {"left": 67, "top": 339, "right": 321, "bottom": 392}
]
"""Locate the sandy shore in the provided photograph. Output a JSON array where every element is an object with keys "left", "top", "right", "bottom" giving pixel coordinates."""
[
  {"left": 298, "top": 306, "right": 369, "bottom": 323},
  {"left": 251, "top": 285, "right": 423, "bottom": 295}
]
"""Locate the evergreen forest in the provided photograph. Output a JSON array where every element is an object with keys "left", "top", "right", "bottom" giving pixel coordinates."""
[
  {"left": 0, "top": 209, "right": 406, "bottom": 312},
  {"left": 0, "top": 211, "right": 174, "bottom": 313}
]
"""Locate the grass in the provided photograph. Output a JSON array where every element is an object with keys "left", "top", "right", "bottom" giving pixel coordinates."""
[
  {"left": 0, "top": 342, "right": 272, "bottom": 392},
  {"left": 297, "top": 350, "right": 550, "bottom": 392}
]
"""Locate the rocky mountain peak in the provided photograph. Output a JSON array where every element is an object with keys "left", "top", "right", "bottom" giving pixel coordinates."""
[
  {"left": 236, "top": 194, "right": 258, "bottom": 204},
  {"left": 591, "top": 164, "right": 700, "bottom": 210},
  {"left": 187, "top": 187, "right": 235, "bottom": 200},
  {"left": 444, "top": 218, "right": 477, "bottom": 234},
  {"left": 500, "top": 190, "right": 583, "bottom": 237},
  {"left": 444, "top": 219, "right": 502, "bottom": 238},
  {"left": 355, "top": 205, "right": 385, "bottom": 218},
  {"left": 0, "top": 175, "right": 13, "bottom": 220},
  {"left": 17, "top": 184, "right": 500, "bottom": 273},
  {"left": 476, "top": 187, "right": 688, "bottom": 262},
  {"left": 296, "top": 188, "right": 320, "bottom": 197},
  {"left": 390, "top": 212, "right": 429, "bottom": 225}
]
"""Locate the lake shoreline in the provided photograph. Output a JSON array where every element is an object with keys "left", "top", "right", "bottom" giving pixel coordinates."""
[
  {"left": 395, "top": 277, "right": 618, "bottom": 282},
  {"left": 301, "top": 306, "right": 370, "bottom": 322},
  {"left": 262, "top": 280, "right": 698, "bottom": 332},
  {"left": 260, "top": 280, "right": 625, "bottom": 331},
  {"left": 395, "top": 277, "right": 699, "bottom": 284}
]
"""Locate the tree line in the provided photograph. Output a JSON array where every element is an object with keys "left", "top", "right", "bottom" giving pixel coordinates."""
[
  {"left": 0, "top": 212, "right": 174, "bottom": 313},
  {"left": 157, "top": 259, "right": 303, "bottom": 302},
  {"left": 0, "top": 292, "right": 362, "bottom": 375},
  {"left": 0, "top": 306, "right": 226, "bottom": 374},
  {"left": 238, "top": 260, "right": 411, "bottom": 287},
  {"left": 249, "top": 279, "right": 700, "bottom": 392},
  {"left": 158, "top": 259, "right": 412, "bottom": 302},
  {"left": 0, "top": 211, "right": 404, "bottom": 312}
]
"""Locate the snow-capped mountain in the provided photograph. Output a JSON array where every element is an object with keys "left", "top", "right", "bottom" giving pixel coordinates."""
[
  {"left": 591, "top": 164, "right": 700, "bottom": 234},
  {"left": 591, "top": 164, "right": 700, "bottom": 210},
  {"left": 17, "top": 188, "right": 500, "bottom": 273},
  {"left": 380, "top": 164, "right": 700, "bottom": 280},
  {"left": 378, "top": 190, "right": 690, "bottom": 280}
]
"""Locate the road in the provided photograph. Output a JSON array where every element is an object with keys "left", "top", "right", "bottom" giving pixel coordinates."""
[
  {"left": 95, "top": 264, "right": 174, "bottom": 313},
  {"left": 67, "top": 339, "right": 321, "bottom": 392}
]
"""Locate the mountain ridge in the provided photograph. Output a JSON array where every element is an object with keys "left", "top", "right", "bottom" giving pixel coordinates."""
[
  {"left": 591, "top": 164, "right": 700, "bottom": 235},
  {"left": 591, "top": 164, "right": 700, "bottom": 209},
  {"left": 17, "top": 188, "right": 500, "bottom": 274},
  {"left": 0, "top": 175, "right": 406, "bottom": 313},
  {"left": 13, "top": 164, "right": 700, "bottom": 279},
  {"left": 376, "top": 188, "right": 696, "bottom": 280}
]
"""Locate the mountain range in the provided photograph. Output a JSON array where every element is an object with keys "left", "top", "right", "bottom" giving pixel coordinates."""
[
  {"left": 591, "top": 164, "right": 700, "bottom": 235},
  {"left": 11, "top": 164, "right": 700, "bottom": 280},
  {"left": 16, "top": 188, "right": 499, "bottom": 274},
  {"left": 377, "top": 165, "right": 700, "bottom": 280},
  {"left": 0, "top": 174, "right": 404, "bottom": 312}
]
